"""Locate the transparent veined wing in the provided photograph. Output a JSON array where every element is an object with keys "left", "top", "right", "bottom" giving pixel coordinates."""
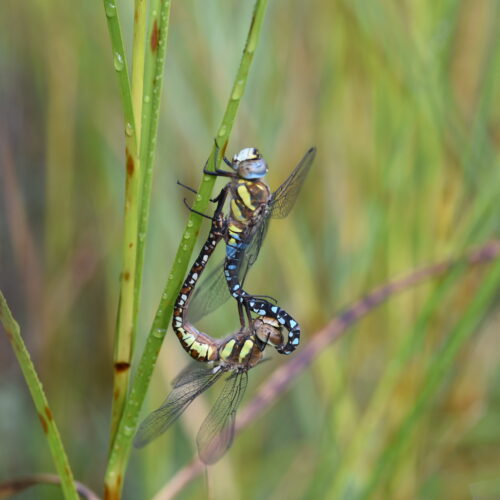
[
  {"left": 187, "top": 258, "right": 230, "bottom": 323},
  {"left": 270, "top": 147, "right": 316, "bottom": 218},
  {"left": 187, "top": 248, "right": 255, "bottom": 323},
  {"left": 226, "top": 147, "right": 315, "bottom": 272},
  {"left": 188, "top": 147, "right": 315, "bottom": 322},
  {"left": 196, "top": 371, "right": 248, "bottom": 464},
  {"left": 134, "top": 365, "right": 224, "bottom": 448}
]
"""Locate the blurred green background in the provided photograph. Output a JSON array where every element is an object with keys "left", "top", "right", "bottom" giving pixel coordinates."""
[{"left": 1, "top": 0, "right": 500, "bottom": 499}]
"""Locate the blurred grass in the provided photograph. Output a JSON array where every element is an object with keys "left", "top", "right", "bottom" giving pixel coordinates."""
[{"left": 1, "top": 0, "right": 499, "bottom": 499}]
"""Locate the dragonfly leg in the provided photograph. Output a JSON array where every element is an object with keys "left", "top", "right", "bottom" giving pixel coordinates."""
[
  {"left": 237, "top": 302, "right": 246, "bottom": 328},
  {"left": 203, "top": 164, "right": 235, "bottom": 178},
  {"left": 176, "top": 180, "right": 197, "bottom": 194},
  {"left": 251, "top": 294, "right": 278, "bottom": 304},
  {"left": 210, "top": 185, "right": 229, "bottom": 209},
  {"left": 204, "top": 141, "right": 235, "bottom": 178},
  {"left": 183, "top": 198, "right": 214, "bottom": 221},
  {"left": 214, "top": 138, "right": 233, "bottom": 168},
  {"left": 244, "top": 302, "right": 254, "bottom": 329},
  {"left": 256, "top": 329, "right": 271, "bottom": 352}
]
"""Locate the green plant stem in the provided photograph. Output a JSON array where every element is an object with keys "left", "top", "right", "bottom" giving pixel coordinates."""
[
  {"left": 0, "top": 291, "right": 79, "bottom": 500},
  {"left": 359, "top": 258, "right": 500, "bottom": 499},
  {"left": 104, "top": 1, "right": 268, "bottom": 497},
  {"left": 102, "top": 0, "right": 142, "bottom": 444},
  {"left": 131, "top": 0, "right": 147, "bottom": 151},
  {"left": 133, "top": 0, "right": 172, "bottom": 333}
]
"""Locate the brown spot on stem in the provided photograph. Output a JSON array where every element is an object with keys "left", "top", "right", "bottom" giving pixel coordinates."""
[
  {"left": 104, "top": 485, "right": 111, "bottom": 500},
  {"left": 123, "top": 272, "right": 130, "bottom": 281},
  {"left": 115, "top": 362, "right": 131, "bottom": 373},
  {"left": 38, "top": 413, "right": 48, "bottom": 434},
  {"left": 128, "top": 242, "right": 133, "bottom": 248},
  {"left": 151, "top": 20, "right": 159, "bottom": 52},
  {"left": 113, "top": 388, "right": 119, "bottom": 401},
  {"left": 45, "top": 407, "right": 53, "bottom": 421},
  {"left": 126, "top": 149, "right": 134, "bottom": 177}
]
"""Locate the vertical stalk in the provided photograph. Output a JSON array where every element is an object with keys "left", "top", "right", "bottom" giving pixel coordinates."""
[
  {"left": 131, "top": 0, "right": 147, "bottom": 152},
  {"left": 134, "top": 0, "right": 172, "bottom": 320},
  {"left": 102, "top": 0, "right": 141, "bottom": 443},
  {"left": 0, "top": 292, "right": 79, "bottom": 500},
  {"left": 104, "top": 1, "right": 269, "bottom": 498}
]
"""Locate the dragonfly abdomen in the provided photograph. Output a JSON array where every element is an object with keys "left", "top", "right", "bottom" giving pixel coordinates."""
[
  {"left": 172, "top": 213, "right": 225, "bottom": 362},
  {"left": 223, "top": 250, "right": 300, "bottom": 354}
]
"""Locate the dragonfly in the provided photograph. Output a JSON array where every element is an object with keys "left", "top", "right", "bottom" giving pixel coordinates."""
[
  {"left": 172, "top": 194, "right": 285, "bottom": 361},
  {"left": 134, "top": 319, "right": 282, "bottom": 464},
  {"left": 134, "top": 201, "right": 284, "bottom": 464},
  {"left": 189, "top": 145, "right": 316, "bottom": 354}
]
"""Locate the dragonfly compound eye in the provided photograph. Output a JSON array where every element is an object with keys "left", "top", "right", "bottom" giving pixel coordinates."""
[{"left": 254, "top": 317, "right": 283, "bottom": 347}]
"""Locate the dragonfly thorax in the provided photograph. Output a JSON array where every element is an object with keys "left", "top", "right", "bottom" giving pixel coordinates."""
[
  {"left": 218, "top": 332, "right": 263, "bottom": 369},
  {"left": 232, "top": 147, "right": 268, "bottom": 180}
]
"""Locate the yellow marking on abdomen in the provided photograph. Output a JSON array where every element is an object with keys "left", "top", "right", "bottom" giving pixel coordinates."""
[
  {"left": 190, "top": 342, "right": 209, "bottom": 359},
  {"left": 181, "top": 331, "right": 196, "bottom": 347}
]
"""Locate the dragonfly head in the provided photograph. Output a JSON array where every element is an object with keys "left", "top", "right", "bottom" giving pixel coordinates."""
[
  {"left": 254, "top": 316, "right": 283, "bottom": 347},
  {"left": 232, "top": 147, "right": 268, "bottom": 180}
]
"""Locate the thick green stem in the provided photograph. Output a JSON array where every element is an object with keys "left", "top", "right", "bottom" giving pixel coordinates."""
[
  {"left": 134, "top": 0, "right": 172, "bottom": 321},
  {"left": 0, "top": 291, "right": 79, "bottom": 500},
  {"left": 102, "top": 0, "right": 142, "bottom": 444},
  {"left": 131, "top": 0, "right": 147, "bottom": 152},
  {"left": 104, "top": 1, "right": 269, "bottom": 498}
]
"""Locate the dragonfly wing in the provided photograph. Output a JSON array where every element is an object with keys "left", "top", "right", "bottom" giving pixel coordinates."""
[
  {"left": 187, "top": 258, "right": 232, "bottom": 323},
  {"left": 185, "top": 148, "right": 314, "bottom": 322},
  {"left": 134, "top": 365, "right": 223, "bottom": 448},
  {"left": 196, "top": 371, "right": 248, "bottom": 464},
  {"left": 270, "top": 147, "right": 316, "bottom": 219},
  {"left": 188, "top": 224, "right": 268, "bottom": 321}
]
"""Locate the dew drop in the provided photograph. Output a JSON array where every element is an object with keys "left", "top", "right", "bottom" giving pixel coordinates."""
[
  {"left": 231, "top": 79, "right": 244, "bottom": 100},
  {"left": 187, "top": 220, "right": 194, "bottom": 228},
  {"left": 113, "top": 52, "right": 124, "bottom": 72},
  {"left": 123, "top": 425, "right": 134, "bottom": 436},
  {"left": 144, "top": 94, "right": 151, "bottom": 103},
  {"left": 196, "top": 194, "right": 202, "bottom": 201},
  {"left": 218, "top": 125, "right": 227, "bottom": 137},
  {"left": 183, "top": 232, "right": 191, "bottom": 240},
  {"left": 153, "top": 328, "right": 167, "bottom": 338},
  {"left": 105, "top": 2, "right": 116, "bottom": 18},
  {"left": 125, "top": 122, "right": 133, "bottom": 137},
  {"left": 138, "top": 232, "right": 146, "bottom": 242}
]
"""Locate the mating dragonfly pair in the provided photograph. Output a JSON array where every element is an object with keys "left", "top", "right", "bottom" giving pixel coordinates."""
[{"left": 134, "top": 144, "right": 316, "bottom": 463}]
